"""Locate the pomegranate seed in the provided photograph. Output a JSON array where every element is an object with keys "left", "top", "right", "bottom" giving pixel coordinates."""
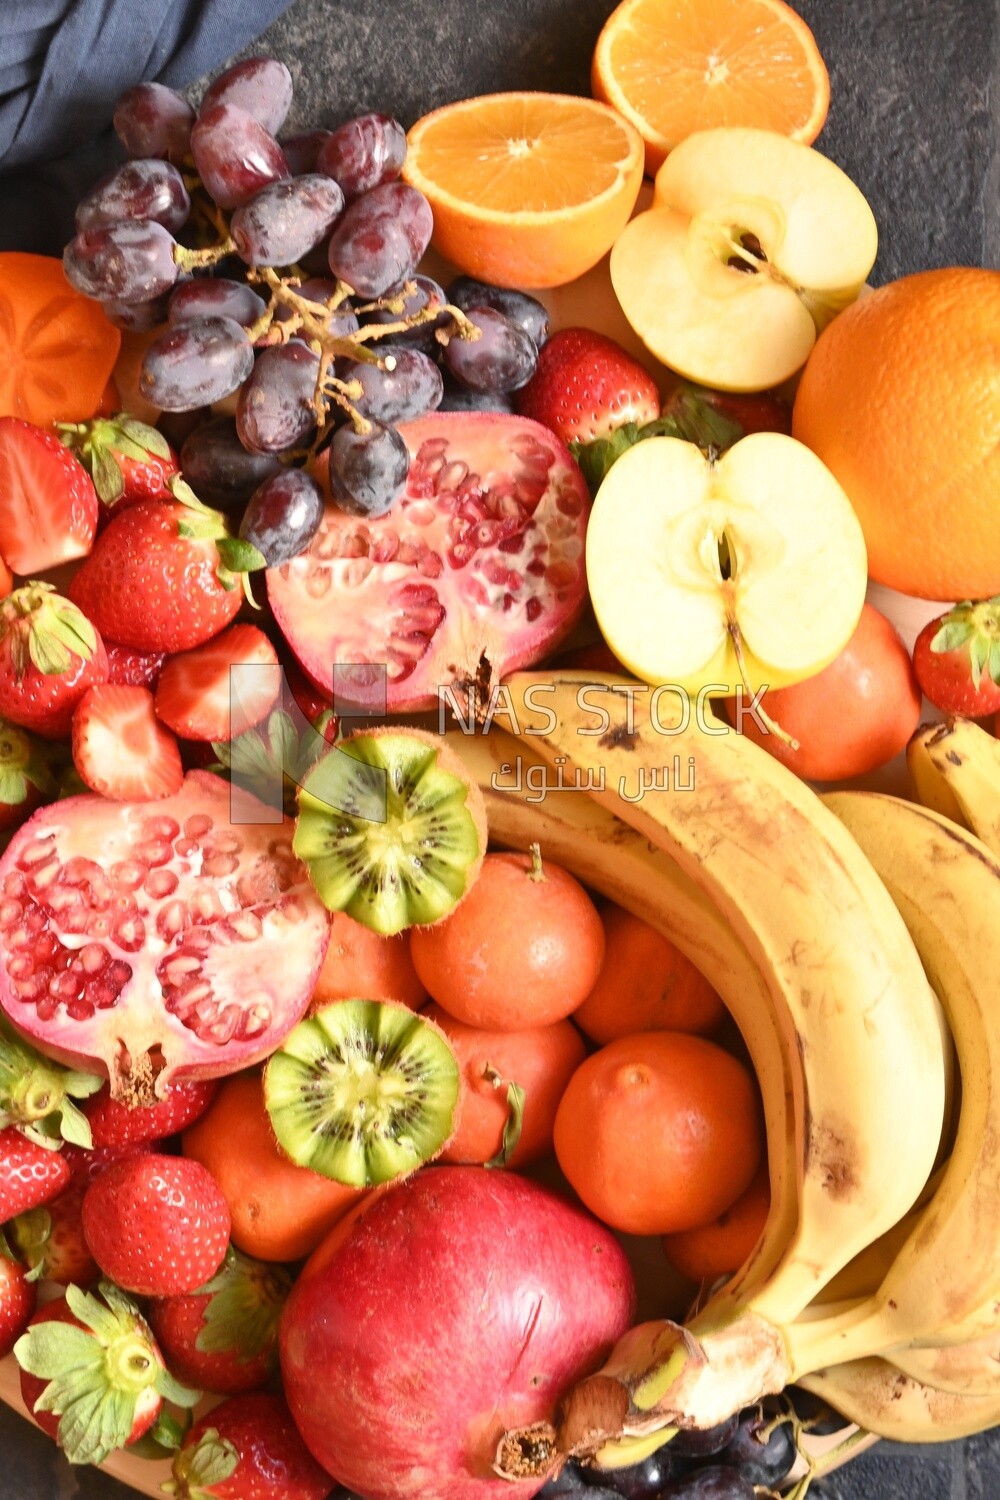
[
  {"left": 208, "top": 830, "right": 243, "bottom": 854},
  {"left": 525, "top": 596, "right": 544, "bottom": 622},
  {"left": 188, "top": 888, "right": 225, "bottom": 923},
  {"left": 67, "top": 999, "right": 96, "bottom": 1021},
  {"left": 173, "top": 838, "right": 200, "bottom": 858},
  {"left": 173, "top": 978, "right": 213, "bottom": 1012},
  {"left": 202, "top": 853, "right": 239, "bottom": 878},
  {"left": 110, "top": 860, "right": 147, "bottom": 890},
  {"left": 0, "top": 898, "right": 23, "bottom": 928},
  {"left": 35, "top": 995, "right": 57, "bottom": 1021},
  {"left": 2, "top": 872, "right": 26, "bottom": 897},
  {"left": 144, "top": 868, "right": 179, "bottom": 899},
  {"left": 6, "top": 953, "right": 33, "bottom": 980},
  {"left": 306, "top": 571, "right": 331, "bottom": 599},
  {"left": 61, "top": 905, "right": 92, "bottom": 935},
  {"left": 236, "top": 866, "right": 280, "bottom": 906},
  {"left": 158, "top": 952, "right": 201, "bottom": 988},
  {"left": 141, "top": 816, "right": 181, "bottom": 842},
  {"left": 62, "top": 858, "right": 112, "bottom": 906},
  {"left": 27, "top": 858, "right": 60, "bottom": 893},
  {"left": 184, "top": 814, "right": 213, "bottom": 839},
  {"left": 105, "top": 960, "right": 132, "bottom": 995},
  {"left": 50, "top": 972, "right": 84, "bottom": 1001},
  {"left": 239, "top": 1001, "right": 272, "bottom": 1038},
  {"left": 156, "top": 900, "right": 189, "bottom": 940},
  {"left": 202, "top": 1005, "right": 240, "bottom": 1044},
  {"left": 16, "top": 967, "right": 54, "bottom": 1002},
  {"left": 17, "top": 838, "right": 57, "bottom": 869},
  {"left": 135, "top": 839, "right": 172, "bottom": 867},
  {"left": 84, "top": 980, "right": 117, "bottom": 1009},
  {"left": 88, "top": 913, "right": 113, "bottom": 940},
  {"left": 112, "top": 916, "right": 146, "bottom": 952},
  {"left": 76, "top": 944, "right": 110, "bottom": 976},
  {"left": 227, "top": 911, "right": 262, "bottom": 942},
  {"left": 6, "top": 925, "right": 31, "bottom": 949}
]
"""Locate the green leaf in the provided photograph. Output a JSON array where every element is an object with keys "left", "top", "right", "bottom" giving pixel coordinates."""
[
  {"left": 92, "top": 447, "right": 125, "bottom": 505},
  {"left": 141, "top": 1408, "right": 188, "bottom": 1454},
  {"left": 194, "top": 1246, "right": 290, "bottom": 1363},
  {"left": 118, "top": 417, "right": 172, "bottom": 459},
  {"left": 173, "top": 1428, "right": 240, "bottom": 1493},
  {"left": 0, "top": 764, "right": 28, "bottom": 807},
  {"left": 217, "top": 537, "right": 268, "bottom": 575},
  {"left": 483, "top": 1069, "right": 526, "bottom": 1168},
  {"left": 66, "top": 1282, "right": 129, "bottom": 1345},
  {"left": 970, "top": 633, "right": 990, "bottom": 687},
  {"left": 931, "top": 619, "right": 974, "bottom": 654},
  {"left": 14, "top": 1321, "right": 100, "bottom": 1378},
  {"left": 168, "top": 475, "right": 216, "bottom": 514},
  {"left": 63, "top": 1069, "right": 104, "bottom": 1101},
  {"left": 154, "top": 1365, "right": 201, "bottom": 1409}
]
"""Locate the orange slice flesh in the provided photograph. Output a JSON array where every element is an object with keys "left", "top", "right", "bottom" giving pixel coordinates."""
[
  {"left": 403, "top": 91, "right": 644, "bottom": 289},
  {"left": 592, "top": 0, "right": 830, "bottom": 175}
]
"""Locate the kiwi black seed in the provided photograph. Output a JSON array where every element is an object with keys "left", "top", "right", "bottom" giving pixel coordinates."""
[
  {"left": 292, "top": 727, "right": 487, "bottom": 935},
  {"left": 263, "top": 999, "right": 462, "bottom": 1187}
]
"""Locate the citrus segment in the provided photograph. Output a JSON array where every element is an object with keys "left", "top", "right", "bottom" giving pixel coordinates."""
[
  {"left": 402, "top": 92, "right": 644, "bottom": 287},
  {"left": 592, "top": 0, "right": 830, "bottom": 175}
]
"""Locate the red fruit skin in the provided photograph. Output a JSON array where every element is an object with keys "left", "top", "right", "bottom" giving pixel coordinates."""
[
  {"left": 81, "top": 1150, "right": 231, "bottom": 1296},
  {"left": 0, "top": 1127, "right": 71, "bottom": 1220},
  {"left": 105, "top": 641, "right": 167, "bottom": 689},
  {"left": 912, "top": 617, "right": 1000, "bottom": 717},
  {"left": 146, "top": 1294, "right": 277, "bottom": 1396},
  {"left": 514, "top": 327, "right": 661, "bottom": 444},
  {"left": 0, "top": 624, "right": 109, "bottom": 740},
  {"left": 661, "top": 377, "right": 793, "bottom": 441},
  {"left": 83, "top": 1078, "right": 218, "bottom": 1148},
  {"left": 180, "top": 1393, "right": 333, "bottom": 1500},
  {"left": 68, "top": 500, "right": 243, "bottom": 653},
  {"left": 0, "top": 1250, "right": 36, "bottom": 1357},
  {"left": 18, "top": 1296, "right": 164, "bottom": 1450},
  {"left": 0, "top": 419, "right": 99, "bottom": 574},
  {"left": 115, "top": 448, "right": 180, "bottom": 506},
  {"left": 279, "top": 1165, "right": 636, "bottom": 1500}
]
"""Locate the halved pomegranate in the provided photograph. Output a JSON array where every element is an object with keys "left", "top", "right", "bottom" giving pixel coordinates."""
[
  {"left": 266, "top": 412, "right": 590, "bottom": 713},
  {"left": 0, "top": 771, "right": 330, "bottom": 1100}
]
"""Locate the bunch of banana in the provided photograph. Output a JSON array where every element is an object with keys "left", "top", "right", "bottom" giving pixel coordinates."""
[
  {"left": 907, "top": 715, "right": 1000, "bottom": 856},
  {"left": 444, "top": 672, "right": 959, "bottom": 1476}
]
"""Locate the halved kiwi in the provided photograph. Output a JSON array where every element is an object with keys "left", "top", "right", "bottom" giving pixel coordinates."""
[
  {"left": 263, "top": 998, "right": 462, "bottom": 1187},
  {"left": 292, "top": 727, "right": 487, "bottom": 935}
]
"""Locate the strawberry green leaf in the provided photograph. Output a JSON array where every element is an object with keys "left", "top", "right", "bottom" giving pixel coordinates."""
[
  {"left": 483, "top": 1069, "right": 525, "bottom": 1169},
  {"left": 930, "top": 619, "right": 974, "bottom": 654},
  {"left": 154, "top": 1365, "right": 202, "bottom": 1409},
  {"left": 167, "top": 1428, "right": 240, "bottom": 1500},
  {"left": 14, "top": 1320, "right": 100, "bottom": 1377},
  {"left": 194, "top": 1246, "right": 291, "bottom": 1362},
  {"left": 92, "top": 447, "right": 125, "bottom": 505},
  {"left": 169, "top": 475, "right": 216, "bottom": 516},
  {"left": 216, "top": 537, "right": 268, "bottom": 576},
  {"left": 117, "top": 417, "right": 172, "bottom": 459}
]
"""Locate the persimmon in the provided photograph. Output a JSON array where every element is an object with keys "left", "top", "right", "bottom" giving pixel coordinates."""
[
  {"left": 182, "top": 1070, "right": 365, "bottom": 1262},
  {"left": 0, "top": 253, "right": 120, "bottom": 426},
  {"left": 729, "top": 602, "right": 922, "bottom": 782},
  {"left": 573, "top": 904, "right": 725, "bottom": 1044},
  {"left": 410, "top": 846, "right": 604, "bottom": 1030},
  {"left": 553, "top": 1031, "right": 764, "bottom": 1236},
  {"left": 312, "top": 911, "right": 428, "bottom": 1011},
  {"left": 424, "top": 1002, "right": 587, "bottom": 1169},
  {"left": 661, "top": 1159, "right": 771, "bottom": 1284}
]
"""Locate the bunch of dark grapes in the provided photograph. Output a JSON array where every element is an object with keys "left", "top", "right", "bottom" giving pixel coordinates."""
[
  {"left": 60, "top": 57, "right": 551, "bottom": 556},
  {"left": 531, "top": 1389, "right": 854, "bottom": 1499}
]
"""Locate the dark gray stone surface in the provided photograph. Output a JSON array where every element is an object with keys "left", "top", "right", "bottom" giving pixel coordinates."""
[{"left": 5, "top": 3, "right": 1000, "bottom": 1498}]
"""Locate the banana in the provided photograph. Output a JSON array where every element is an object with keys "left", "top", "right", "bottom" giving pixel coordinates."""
[
  {"left": 785, "top": 792, "right": 1000, "bottom": 1373},
  {"left": 799, "top": 1360, "right": 1000, "bottom": 1443},
  {"left": 463, "top": 673, "right": 948, "bottom": 1454},
  {"left": 888, "top": 1332, "right": 1000, "bottom": 1398},
  {"left": 907, "top": 716, "right": 1000, "bottom": 856}
]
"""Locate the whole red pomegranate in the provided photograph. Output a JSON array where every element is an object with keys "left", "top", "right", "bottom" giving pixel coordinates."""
[
  {"left": 267, "top": 412, "right": 591, "bottom": 714},
  {"left": 0, "top": 770, "right": 329, "bottom": 1098},
  {"left": 279, "top": 1165, "right": 636, "bottom": 1500}
]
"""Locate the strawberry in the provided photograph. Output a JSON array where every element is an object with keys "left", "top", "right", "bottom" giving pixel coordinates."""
[
  {"left": 912, "top": 595, "right": 1000, "bottom": 716},
  {"left": 155, "top": 625, "right": 281, "bottom": 742},
  {"left": 58, "top": 413, "right": 179, "bottom": 511},
  {"left": 72, "top": 682, "right": 183, "bottom": 801},
  {"left": 105, "top": 640, "right": 168, "bottom": 689},
  {"left": 0, "top": 1230, "right": 35, "bottom": 1358},
  {"left": 0, "top": 719, "right": 54, "bottom": 831},
  {"left": 0, "top": 1126, "right": 70, "bottom": 1221},
  {"left": 0, "top": 583, "right": 108, "bottom": 738},
  {"left": 0, "top": 417, "right": 99, "bottom": 573},
  {"left": 10, "top": 1139, "right": 155, "bottom": 1286},
  {"left": 81, "top": 1150, "right": 231, "bottom": 1296},
  {"left": 15, "top": 1284, "right": 198, "bottom": 1465},
  {"left": 514, "top": 327, "right": 661, "bottom": 445},
  {"left": 83, "top": 1078, "right": 217, "bottom": 1148},
  {"left": 68, "top": 498, "right": 265, "bottom": 654},
  {"left": 147, "top": 1246, "right": 292, "bottom": 1396},
  {"left": 166, "top": 1392, "right": 334, "bottom": 1500}
]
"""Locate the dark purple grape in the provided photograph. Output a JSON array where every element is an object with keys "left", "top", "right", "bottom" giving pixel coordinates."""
[
  {"left": 157, "top": 409, "right": 211, "bottom": 454},
  {"left": 201, "top": 57, "right": 294, "bottom": 136},
  {"left": 443, "top": 306, "right": 538, "bottom": 393},
  {"left": 327, "top": 182, "right": 433, "bottom": 298},
  {"left": 662, "top": 1465, "right": 754, "bottom": 1499},
  {"left": 168, "top": 278, "right": 267, "bottom": 330},
  {"left": 362, "top": 274, "right": 449, "bottom": 352},
  {"left": 317, "top": 113, "right": 407, "bottom": 200},
  {"left": 236, "top": 341, "right": 321, "bottom": 453},
  {"left": 438, "top": 375, "right": 516, "bottom": 414},
  {"left": 239, "top": 467, "right": 325, "bottom": 565},
  {"left": 718, "top": 1409, "right": 796, "bottom": 1487},
  {"left": 328, "top": 421, "right": 409, "bottom": 516},
  {"left": 140, "top": 316, "right": 255, "bottom": 411},
  {"left": 339, "top": 348, "right": 442, "bottom": 425},
  {"left": 231, "top": 174, "right": 345, "bottom": 267},
  {"left": 669, "top": 1415, "right": 739, "bottom": 1459},
  {"left": 180, "top": 417, "right": 282, "bottom": 507},
  {"left": 784, "top": 1387, "right": 851, "bottom": 1436},
  {"left": 281, "top": 130, "right": 334, "bottom": 176},
  {"left": 190, "top": 104, "right": 290, "bottom": 210},
  {"left": 76, "top": 160, "right": 190, "bottom": 234},
  {"left": 447, "top": 275, "right": 550, "bottom": 347},
  {"left": 577, "top": 1437, "right": 679, "bottom": 1497},
  {"left": 113, "top": 83, "right": 194, "bottom": 161},
  {"left": 101, "top": 291, "right": 172, "bottom": 331},
  {"left": 63, "top": 219, "right": 180, "bottom": 304},
  {"left": 537, "top": 1462, "right": 598, "bottom": 1497}
]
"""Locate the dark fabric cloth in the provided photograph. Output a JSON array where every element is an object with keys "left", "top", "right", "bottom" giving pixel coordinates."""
[{"left": 0, "top": 0, "right": 294, "bottom": 252}]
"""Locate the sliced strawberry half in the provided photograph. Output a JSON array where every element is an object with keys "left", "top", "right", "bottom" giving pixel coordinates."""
[
  {"left": 154, "top": 624, "right": 281, "bottom": 742},
  {"left": 72, "top": 683, "right": 183, "bottom": 801},
  {"left": 0, "top": 418, "right": 99, "bottom": 573}
]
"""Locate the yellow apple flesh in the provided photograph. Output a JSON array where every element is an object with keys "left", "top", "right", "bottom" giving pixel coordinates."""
[
  {"left": 585, "top": 431, "right": 868, "bottom": 696},
  {"left": 610, "top": 127, "right": 878, "bottom": 392}
]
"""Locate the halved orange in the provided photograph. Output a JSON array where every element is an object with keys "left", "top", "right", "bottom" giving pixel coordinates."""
[
  {"left": 402, "top": 92, "right": 644, "bottom": 289},
  {"left": 592, "top": 0, "right": 830, "bottom": 176}
]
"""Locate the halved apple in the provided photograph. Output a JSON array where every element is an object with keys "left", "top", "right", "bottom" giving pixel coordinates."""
[
  {"left": 585, "top": 431, "right": 867, "bottom": 696},
  {"left": 610, "top": 127, "right": 878, "bottom": 392}
]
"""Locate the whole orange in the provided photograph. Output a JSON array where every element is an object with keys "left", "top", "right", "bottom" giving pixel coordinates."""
[
  {"left": 792, "top": 267, "right": 1000, "bottom": 601},
  {"left": 553, "top": 1031, "right": 764, "bottom": 1236},
  {"left": 728, "top": 601, "right": 922, "bottom": 782}
]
